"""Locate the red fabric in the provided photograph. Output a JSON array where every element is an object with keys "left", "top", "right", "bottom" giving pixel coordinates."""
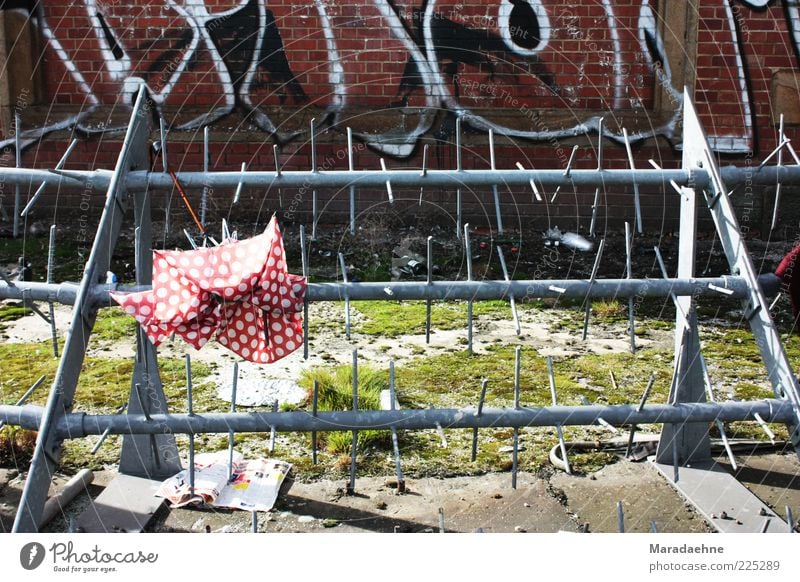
[
  {"left": 111, "top": 217, "right": 305, "bottom": 363},
  {"left": 775, "top": 243, "right": 800, "bottom": 318}
]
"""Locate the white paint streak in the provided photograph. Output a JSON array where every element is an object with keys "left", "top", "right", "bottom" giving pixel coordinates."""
[
  {"left": 497, "top": 0, "right": 550, "bottom": 57},
  {"left": 638, "top": 0, "right": 682, "bottom": 111},
  {"left": 720, "top": 0, "right": 754, "bottom": 150},
  {"left": 601, "top": 0, "right": 624, "bottom": 110},
  {"left": 364, "top": 0, "right": 439, "bottom": 156},
  {"left": 314, "top": 0, "right": 346, "bottom": 112}
]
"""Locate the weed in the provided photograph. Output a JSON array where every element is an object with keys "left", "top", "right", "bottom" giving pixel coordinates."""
[
  {"left": 0, "top": 425, "right": 37, "bottom": 468},
  {"left": 299, "top": 365, "right": 390, "bottom": 454}
]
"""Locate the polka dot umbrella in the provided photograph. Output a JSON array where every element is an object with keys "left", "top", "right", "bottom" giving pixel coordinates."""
[{"left": 111, "top": 216, "right": 306, "bottom": 363}]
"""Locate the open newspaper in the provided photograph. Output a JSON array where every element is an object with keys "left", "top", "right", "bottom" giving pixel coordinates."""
[{"left": 155, "top": 451, "right": 292, "bottom": 512}]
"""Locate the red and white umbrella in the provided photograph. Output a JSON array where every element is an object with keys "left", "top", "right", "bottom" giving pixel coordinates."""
[{"left": 111, "top": 217, "right": 305, "bottom": 363}]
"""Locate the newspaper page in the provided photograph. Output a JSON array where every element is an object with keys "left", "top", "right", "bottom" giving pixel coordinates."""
[
  {"left": 213, "top": 458, "right": 292, "bottom": 512},
  {"left": 156, "top": 452, "right": 291, "bottom": 512},
  {"left": 155, "top": 451, "right": 244, "bottom": 508}
]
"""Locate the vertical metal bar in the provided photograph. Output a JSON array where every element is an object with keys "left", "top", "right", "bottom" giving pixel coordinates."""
[
  {"left": 252, "top": 511, "right": 258, "bottom": 533},
  {"left": 622, "top": 128, "right": 643, "bottom": 234},
  {"left": 348, "top": 349, "right": 358, "bottom": 494},
  {"left": 13, "top": 112, "right": 20, "bottom": 238},
  {"left": 185, "top": 354, "right": 194, "bottom": 416},
  {"left": 419, "top": 144, "right": 428, "bottom": 205},
  {"left": 547, "top": 356, "right": 570, "bottom": 474},
  {"left": 626, "top": 373, "right": 656, "bottom": 458},
  {"left": 233, "top": 162, "right": 246, "bottom": 204},
  {"left": 438, "top": 507, "right": 445, "bottom": 533},
  {"left": 134, "top": 226, "right": 142, "bottom": 287},
  {"left": 269, "top": 400, "right": 278, "bottom": 454},
  {"left": 771, "top": 114, "right": 785, "bottom": 232},
  {"left": 582, "top": 238, "right": 606, "bottom": 341},
  {"left": 201, "top": 126, "right": 209, "bottom": 228},
  {"left": 347, "top": 127, "right": 356, "bottom": 235},
  {"left": 425, "top": 236, "right": 433, "bottom": 344},
  {"left": 159, "top": 117, "right": 168, "bottom": 172},
  {"left": 389, "top": 361, "right": 405, "bottom": 493},
  {"left": 589, "top": 188, "right": 601, "bottom": 238},
  {"left": 596, "top": 117, "right": 604, "bottom": 170},
  {"left": 312, "top": 190, "right": 318, "bottom": 240},
  {"left": 699, "top": 352, "right": 738, "bottom": 471},
  {"left": 653, "top": 246, "right": 689, "bottom": 324},
  {"left": 464, "top": 223, "right": 473, "bottom": 355},
  {"left": 163, "top": 195, "right": 171, "bottom": 243},
  {"left": 489, "top": 129, "right": 503, "bottom": 234},
  {"left": 339, "top": 252, "right": 351, "bottom": 340},
  {"left": 455, "top": 117, "right": 462, "bottom": 172},
  {"left": 512, "top": 346, "right": 521, "bottom": 489},
  {"left": 671, "top": 422, "right": 680, "bottom": 482},
  {"left": 380, "top": 158, "right": 394, "bottom": 203},
  {"left": 617, "top": 501, "right": 625, "bottom": 533},
  {"left": 471, "top": 378, "right": 489, "bottom": 462},
  {"left": 47, "top": 225, "right": 59, "bottom": 357},
  {"left": 273, "top": 145, "right": 283, "bottom": 209},
  {"left": 186, "top": 354, "right": 195, "bottom": 496},
  {"left": 228, "top": 362, "right": 239, "bottom": 481},
  {"left": 311, "top": 379, "right": 319, "bottom": 465},
  {"left": 456, "top": 188, "right": 462, "bottom": 239},
  {"left": 625, "top": 222, "right": 635, "bottom": 353},
  {"left": 497, "top": 246, "right": 520, "bottom": 335},
  {"left": 300, "top": 225, "right": 309, "bottom": 360},
  {"left": 310, "top": 118, "right": 317, "bottom": 172}
]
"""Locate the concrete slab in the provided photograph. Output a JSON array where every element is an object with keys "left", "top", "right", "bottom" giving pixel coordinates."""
[
  {"left": 551, "top": 459, "right": 710, "bottom": 533},
  {"left": 75, "top": 474, "right": 164, "bottom": 533},
  {"left": 651, "top": 458, "right": 789, "bottom": 533}
]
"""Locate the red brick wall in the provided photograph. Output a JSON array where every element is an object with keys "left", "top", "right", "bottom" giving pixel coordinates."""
[{"left": 3, "top": 1, "right": 800, "bottom": 234}]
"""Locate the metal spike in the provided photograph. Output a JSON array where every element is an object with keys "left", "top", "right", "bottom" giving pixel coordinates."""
[
  {"left": 233, "top": 162, "right": 246, "bottom": 204},
  {"left": 339, "top": 252, "right": 351, "bottom": 340},
  {"left": 426, "top": 236, "right": 433, "bottom": 344},
  {"left": 380, "top": 158, "right": 394, "bottom": 203},
  {"left": 622, "top": 128, "right": 643, "bottom": 234}
]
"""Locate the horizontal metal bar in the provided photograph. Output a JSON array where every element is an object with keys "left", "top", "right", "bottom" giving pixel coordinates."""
[
  {"left": 0, "top": 400, "right": 790, "bottom": 438},
  {"left": 0, "top": 277, "right": 750, "bottom": 307},
  {"left": 1, "top": 165, "right": 800, "bottom": 193}
]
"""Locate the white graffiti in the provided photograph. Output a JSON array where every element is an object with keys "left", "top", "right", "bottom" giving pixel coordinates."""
[
  {"left": 5, "top": 0, "right": 800, "bottom": 157},
  {"left": 497, "top": 0, "right": 550, "bottom": 57}
]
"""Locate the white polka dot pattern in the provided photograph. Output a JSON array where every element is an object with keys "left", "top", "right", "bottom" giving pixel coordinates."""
[{"left": 110, "top": 217, "right": 306, "bottom": 363}]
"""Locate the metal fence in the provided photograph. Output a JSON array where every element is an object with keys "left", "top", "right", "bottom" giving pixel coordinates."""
[{"left": 0, "top": 86, "right": 798, "bottom": 533}]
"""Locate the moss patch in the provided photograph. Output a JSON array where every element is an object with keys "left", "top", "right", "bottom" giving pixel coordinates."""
[
  {"left": 352, "top": 300, "right": 533, "bottom": 338},
  {"left": 0, "top": 303, "right": 33, "bottom": 322}
]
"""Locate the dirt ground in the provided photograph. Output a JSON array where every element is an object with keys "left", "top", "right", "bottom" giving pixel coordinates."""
[
  {"left": 2, "top": 224, "right": 800, "bottom": 534},
  {"left": 2, "top": 449, "right": 799, "bottom": 533}
]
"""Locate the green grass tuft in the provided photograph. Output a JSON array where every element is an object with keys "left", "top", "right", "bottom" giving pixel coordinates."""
[{"left": 299, "top": 364, "right": 390, "bottom": 454}]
